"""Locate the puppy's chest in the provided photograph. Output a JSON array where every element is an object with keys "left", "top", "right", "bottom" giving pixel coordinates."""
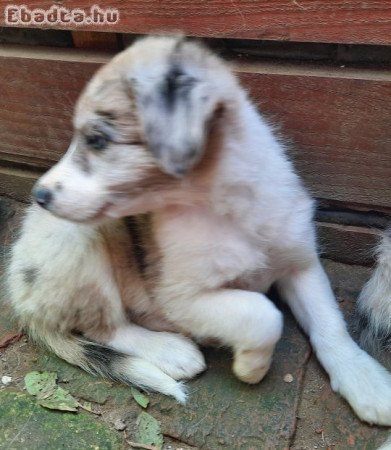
[
  {"left": 121, "top": 210, "right": 298, "bottom": 296},
  {"left": 152, "top": 208, "right": 275, "bottom": 289}
]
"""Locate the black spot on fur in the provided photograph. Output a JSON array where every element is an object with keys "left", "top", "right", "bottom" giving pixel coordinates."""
[
  {"left": 124, "top": 216, "right": 148, "bottom": 275},
  {"left": 83, "top": 342, "right": 130, "bottom": 378},
  {"left": 83, "top": 342, "right": 126, "bottom": 366},
  {"left": 357, "top": 309, "right": 391, "bottom": 354},
  {"left": 161, "top": 65, "right": 197, "bottom": 111},
  {"left": 22, "top": 267, "right": 38, "bottom": 284},
  {"left": 162, "top": 66, "right": 184, "bottom": 109},
  {"left": 356, "top": 309, "right": 370, "bottom": 330},
  {"left": 82, "top": 342, "right": 142, "bottom": 387}
]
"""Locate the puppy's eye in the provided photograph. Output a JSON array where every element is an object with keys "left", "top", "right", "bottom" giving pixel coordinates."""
[{"left": 85, "top": 133, "right": 110, "bottom": 151}]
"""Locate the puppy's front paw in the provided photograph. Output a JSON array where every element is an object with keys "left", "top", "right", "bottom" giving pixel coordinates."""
[
  {"left": 145, "top": 332, "right": 206, "bottom": 380},
  {"left": 332, "top": 351, "right": 391, "bottom": 426}
]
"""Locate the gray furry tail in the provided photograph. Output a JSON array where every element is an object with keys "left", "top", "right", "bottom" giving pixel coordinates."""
[
  {"left": 357, "top": 229, "right": 391, "bottom": 354},
  {"left": 30, "top": 328, "right": 187, "bottom": 403}
]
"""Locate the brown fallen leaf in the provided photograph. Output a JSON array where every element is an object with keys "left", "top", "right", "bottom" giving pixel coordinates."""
[{"left": 0, "top": 332, "right": 23, "bottom": 350}]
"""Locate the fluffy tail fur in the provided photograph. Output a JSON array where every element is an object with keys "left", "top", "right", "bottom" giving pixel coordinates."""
[
  {"left": 377, "top": 435, "right": 391, "bottom": 450},
  {"left": 29, "top": 326, "right": 187, "bottom": 403},
  {"left": 357, "top": 228, "right": 391, "bottom": 353}
]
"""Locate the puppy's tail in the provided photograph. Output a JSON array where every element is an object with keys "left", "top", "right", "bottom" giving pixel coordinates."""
[
  {"left": 29, "top": 326, "right": 187, "bottom": 403},
  {"left": 357, "top": 228, "right": 391, "bottom": 354},
  {"left": 377, "top": 434, "right": 391, "bottom": 450}
]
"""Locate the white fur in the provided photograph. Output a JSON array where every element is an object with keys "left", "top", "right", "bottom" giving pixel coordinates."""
[
  {"left": 278, "top": 261, "right": 391, "bottom": 425},
  {"left": 378, "top": 435, "right": 391, "bottom": 450},
  {"left": 108, "top": 325, "right": 206, "bottom": 381},
  {"left": 8, "top": 36, "right": 391, "bottom": 423}
]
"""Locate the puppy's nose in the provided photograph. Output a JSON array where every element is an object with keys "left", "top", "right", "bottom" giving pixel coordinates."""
[{"left": 32, "top": 185, "right": 53, "bottom": 209}]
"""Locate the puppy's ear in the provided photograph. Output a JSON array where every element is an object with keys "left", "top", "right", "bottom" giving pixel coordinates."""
[{"left": 127, "top": 67, "right": 220, "bottom": 177}]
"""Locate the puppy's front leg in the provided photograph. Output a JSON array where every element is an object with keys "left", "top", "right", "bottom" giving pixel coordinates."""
[
  {"left": 164, "top": 289, "right": 283, "bottom": 384},
  {"left": 277, "top": 260, "right": 391, "bottom": 426}
]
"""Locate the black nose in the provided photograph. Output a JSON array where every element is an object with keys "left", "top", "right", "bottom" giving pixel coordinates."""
[{"left": 32, "top": 185, "right": 53, "bottom": 209}]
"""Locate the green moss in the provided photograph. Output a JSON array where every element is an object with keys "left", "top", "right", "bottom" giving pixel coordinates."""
[{"left": 0, "top": 391, "right": 124, "bottom": 450}]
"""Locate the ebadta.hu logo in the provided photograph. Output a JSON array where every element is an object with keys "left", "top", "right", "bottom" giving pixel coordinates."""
[{"left": 4, "top": 4, "right": 120, "bottom": 25}]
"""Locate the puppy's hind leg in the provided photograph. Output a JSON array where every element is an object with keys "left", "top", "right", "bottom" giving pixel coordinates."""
[
  {"left": 106, "top": 324, "right": 206, "bottom": 382},
  {"left": 277, "top": 259, "right": 391, "bottom": 426},
  {"left": 160, "top": 289, "right": 283, "bottom": 384}
]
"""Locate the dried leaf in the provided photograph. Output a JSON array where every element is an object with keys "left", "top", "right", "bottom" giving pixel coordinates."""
[
  {"left": 24, "top": 371, "right": 57, "bottom": 396},
  {"left": 37, "top": 386, "right": 79, "bottom": 412},
  {"left": 131, "top": 387, "right": 150, "bottom": 409},
  {"left": 135, "top": 412, "right": 163, "bottom": 450},
  {"left": 24, "top": 371, "right": 80, "bottom": 412},
  {"left": 0, "top": 332, "right": 23, "bottom": 350}
]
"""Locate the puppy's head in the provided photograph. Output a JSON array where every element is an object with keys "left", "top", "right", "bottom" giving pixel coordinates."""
[{"left": 33, "top": 36, "right": 237, "bottom": 222}]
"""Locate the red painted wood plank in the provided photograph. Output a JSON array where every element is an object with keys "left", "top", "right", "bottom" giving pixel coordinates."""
[{"left": 1, "top": 0, "right": 391, "bottom": 45}]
